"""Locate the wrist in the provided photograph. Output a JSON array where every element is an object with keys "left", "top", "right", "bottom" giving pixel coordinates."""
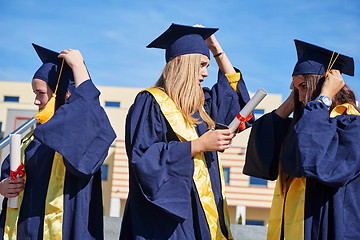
[
  {"left": 210, "top": 44, "right": 222, "bottom": 54},
  {"left": 315, "top": 95, "right": 332, "bottom": 108},
  {"left": 70, "top": 62, "right": 86, "bottom": 71},
  {"left": 191, "top": 139, "right": 204, "bottom": 156},
  {"left": 213, "top": 52, "right": 224, "bottom": 58}
]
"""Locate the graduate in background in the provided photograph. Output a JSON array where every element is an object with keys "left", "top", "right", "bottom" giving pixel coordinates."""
[
  {"left": 120, "top": 23, "right": 254, "bottom": 240},
  {"left": 0, "top": 44, "right": 116, "bottom": 239},
  {"left": 244, "top": 40, "right": 360, "bottom": 239}
]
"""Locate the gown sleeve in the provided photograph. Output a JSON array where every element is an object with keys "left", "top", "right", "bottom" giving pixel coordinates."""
[
  {"left": 243, "top": 111, "right": 292, "bottom": 180},
  {"left": 203, "top": 68, "right": 254, "bottom": 128},
  {"left": 34, "top": 80, "right": 116, "bottom": 178},
  {"left": 126, "top": 91, "right": 194, "bottom": 221},
  {"left": 0, "top": 156, "right": 10, "bottom": 181},
  {"left": 281, "top": 101, "right": 360, "bottom": 187}
]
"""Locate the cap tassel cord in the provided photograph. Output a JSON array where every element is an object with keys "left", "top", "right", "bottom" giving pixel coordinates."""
[
  {"left": 34, "top": 59, "right": 64, "bottom": 124},
  {"left": 324, "top": 51, "right": 340, "bottom": 77}
]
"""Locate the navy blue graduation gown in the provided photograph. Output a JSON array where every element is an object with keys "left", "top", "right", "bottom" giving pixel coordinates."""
[
  {"left": 245, "top": 101, "right": 360, "bottom": 239},
  {"left": 120, "top": 69, "right": 252, "bottom": 240},
  {"left": 0, "top": 80, "right": 116, "bottom": 240}
]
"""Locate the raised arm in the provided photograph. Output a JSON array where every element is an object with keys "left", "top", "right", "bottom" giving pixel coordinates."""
[
  {"left": 275, "top": 91, "right": 295, "bottom": 119},
  {"left": 205, "top": 34, "right": 236, "bottom": 75},
  {"left": 58, "top": 49, "right": 90, "bottom": 87},
  {"left": 193, "top": 24, "right": 236, "bottom": 74}
]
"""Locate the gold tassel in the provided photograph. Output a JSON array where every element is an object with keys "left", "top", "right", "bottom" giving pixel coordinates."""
[
  {"left": 34, "top": 93, "right": 57, "bottom": 124},
  {"left": 34, "top": 59, "right": 65, "bottom": 124},
  {"left": 324, "top": 51, "right": 340, "bottom": 77}
]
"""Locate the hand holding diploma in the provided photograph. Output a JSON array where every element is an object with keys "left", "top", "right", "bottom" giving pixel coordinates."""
[{"left": 8, "top": 134, "right": 25, "bottom": 208}]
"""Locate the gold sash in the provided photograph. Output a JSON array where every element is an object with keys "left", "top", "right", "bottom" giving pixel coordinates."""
[
  {"left": 4, "top": 132, "right": 33, "bottom": 240},
  {"left": 43, "top": 152, "right": 65, "bottom": 240},
  {"left": 267, "top": 103, "right": 360, "bottom": 240},
  {"left": 4, "top": 134, "right": 66, "bottom": 240},
  {"left": 144, "top": 88, "right": 232, "bottom": 240}
]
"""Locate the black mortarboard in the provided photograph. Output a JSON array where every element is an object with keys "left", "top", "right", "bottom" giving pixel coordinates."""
[
  {"left": 147, "top": 23, "right": 218, "bottom": 62},
  {"left": 32, "top": 43, "right": 75, "bottom": 106},
  {"left": 292, "top": 39, "right": 355, "bottom": 76}
]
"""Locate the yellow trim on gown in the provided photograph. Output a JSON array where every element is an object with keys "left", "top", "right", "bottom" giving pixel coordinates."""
[
  {"left": 144, "top": 88, "right": 233, "bottom": 240},
  {"left": 4, "top": 132, "right": 66, "bottom": 240},
  {"left": 267, "top": 103, "right": 360, "bottom": 240}
]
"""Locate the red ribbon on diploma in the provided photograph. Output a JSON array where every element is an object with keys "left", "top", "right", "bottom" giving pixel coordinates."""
[
  {"left": 10, "top": 163, "right": 25, "bottom": 180},
  {"left": 236, "top": 113, "right": 253, "bottom": 131}
]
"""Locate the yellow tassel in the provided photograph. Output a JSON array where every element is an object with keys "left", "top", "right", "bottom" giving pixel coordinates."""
[
  {"left": 34, "top": 59, "right": 65, "bottom": 124},
  {"left": 35, "top": 93, "right": 57, "bottom": 124}
]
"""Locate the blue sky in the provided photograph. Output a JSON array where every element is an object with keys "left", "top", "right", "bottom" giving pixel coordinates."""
[{"left": 1, "top": 0, "right": 360, "bottom": 101}]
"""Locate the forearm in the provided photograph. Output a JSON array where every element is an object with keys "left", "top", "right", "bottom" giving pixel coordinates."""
[
  {"left": 207, "top": 36, "right": 236, "bottom": 74},
  {"left": 72, "top": 62, "right": 90, "bottom": 88},
  {"left": 275, "top": 92, "right": 294, "bottom": 119},
  {"left": 191, "top": 138, "right": 203, "bottom": 156}
]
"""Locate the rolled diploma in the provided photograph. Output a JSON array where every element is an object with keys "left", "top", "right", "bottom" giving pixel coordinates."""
[
  {"left": 9, "top": 134, "right": 21, "bottom": 208},
  {"left": 228, "top": 88, "right": 267, "bottom": 132}
]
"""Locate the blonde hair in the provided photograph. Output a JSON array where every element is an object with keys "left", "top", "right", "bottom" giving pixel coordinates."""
[{"left": 154, "top": 54, "right": 215, "bottom": 129}]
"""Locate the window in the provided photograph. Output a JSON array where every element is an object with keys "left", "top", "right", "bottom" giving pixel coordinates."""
[
  {"left": 253, "top": 109, "right": 265, "bottom": 120},
  {"left": 105, "top": 101, "right": 120, "bottom": 108},
  {"left": 4, "top": 96, "right": 19, "bottom": 102},
  {"left": 101, "top": 164, "right": 109, "bottom": 181},
  {"left": 246, "top": 220, "right": 264, "bottom": 226},
  {"left": 0, "top": 122, "right": 3, "bottom": 139},
  {"left": 253, "top": 109, "right": 264, "bottom": 115},
  {"left": 223, "top": 167, "right": 230, "bottom": 185},
  {"left": 14, "top": 117, "right": 31, "bottom": 131},
  {"left": 249, "top": 176, "right": 267, "bottom": 187}
]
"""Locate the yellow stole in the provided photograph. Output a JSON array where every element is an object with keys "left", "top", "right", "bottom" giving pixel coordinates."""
[
  {"left": 267, "top": 103, "right": 360, "bottom": 240},
  {"left": 4, "top": 132, "right": 33, "bottom": 240},
  {"left": 144, "top": 88, "right": 233, "bottom": 240},
  {"left": 4, "top": 134, "right": 66, "bottom": 240}
]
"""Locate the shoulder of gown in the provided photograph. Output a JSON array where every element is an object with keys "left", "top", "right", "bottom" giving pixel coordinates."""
[
  {"left": 282, "top": 101, "right": 360, "bottom": 187},
  {"left": 126, "top": 91, "right": 194, "bottom": 221},
  {"left": 34, "top": 80, "right": 116, "bottom": 178}
]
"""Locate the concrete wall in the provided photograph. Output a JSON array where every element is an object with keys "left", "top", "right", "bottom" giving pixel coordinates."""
[{"left": 104, "top": 216, "right": 267, "bottom": 240}]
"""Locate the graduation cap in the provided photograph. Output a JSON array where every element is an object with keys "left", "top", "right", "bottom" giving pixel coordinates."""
[
  {"left": 292, "top": 39, "right": 355, "bottom": 77},
  {"left": 32, "top": 43, "right": 75, "bottom": 93},
  {"left": 147, "top": 23, "right": 218, "bottom": 62},
  {"left": 32, "top": 43, "right": 75, "bottom": 123}
]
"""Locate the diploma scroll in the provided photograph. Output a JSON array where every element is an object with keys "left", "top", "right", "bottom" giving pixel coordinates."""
[
  {"left": 9, "top": 134, "right": 22, "bottom": 209},
  {"left": 228, "top": 88, "right": 267, "bottom": 132}
]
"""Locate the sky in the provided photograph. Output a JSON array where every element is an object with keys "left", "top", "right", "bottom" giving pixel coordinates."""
[{"left": 1, "top": 0, "right": 360, "bottom": 101}]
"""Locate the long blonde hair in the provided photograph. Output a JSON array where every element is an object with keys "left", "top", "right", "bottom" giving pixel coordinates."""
[{"left": 154, "top": 54, "right": 215, "bottom": 129}]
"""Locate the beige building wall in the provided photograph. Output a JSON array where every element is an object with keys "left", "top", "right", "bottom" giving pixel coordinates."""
[
  {"left": 0, "top": 81, "right": 36, "bottom": 133},
  {"left": 0, "top": 80, "right": 283, "bottom": 226}
]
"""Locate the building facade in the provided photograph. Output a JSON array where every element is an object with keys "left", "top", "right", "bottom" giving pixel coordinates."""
[{"left": 0, "top": 80, "right": 282, "bottom": 226}]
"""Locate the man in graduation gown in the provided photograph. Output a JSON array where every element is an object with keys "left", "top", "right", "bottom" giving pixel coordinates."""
[
  {"left": 120, "top": 24, "right": 254, "bottom": 240},
  {"left": 0, "top": 44, "right": 116, "bottom": 239},
  {"left": 244, "top": 40, "right": 360, "bottom": 239}
]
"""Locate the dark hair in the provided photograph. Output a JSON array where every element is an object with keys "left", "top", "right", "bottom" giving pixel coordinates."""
[{"left": 279, "top": 74, "right": 359, "bottom": 193}]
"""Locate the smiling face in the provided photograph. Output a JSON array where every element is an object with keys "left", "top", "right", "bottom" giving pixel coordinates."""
[
  {"left": 292, "top": 75, "right": 307, "bottom": 106},
  {"left": 32, "top": 78, "right": 53, "bottom": 110},
  {"left": 198, "top": 55, "right": 209, "bottom": 85}
]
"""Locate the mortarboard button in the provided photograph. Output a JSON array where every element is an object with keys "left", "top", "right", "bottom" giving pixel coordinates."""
[{"left": 147, "top": 23, "right": 218, "bottom": 62}]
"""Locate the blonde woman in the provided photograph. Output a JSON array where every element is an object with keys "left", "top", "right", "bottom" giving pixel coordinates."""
[{"left": 120, "top": 24, "right": 253, "bottom": 240}]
